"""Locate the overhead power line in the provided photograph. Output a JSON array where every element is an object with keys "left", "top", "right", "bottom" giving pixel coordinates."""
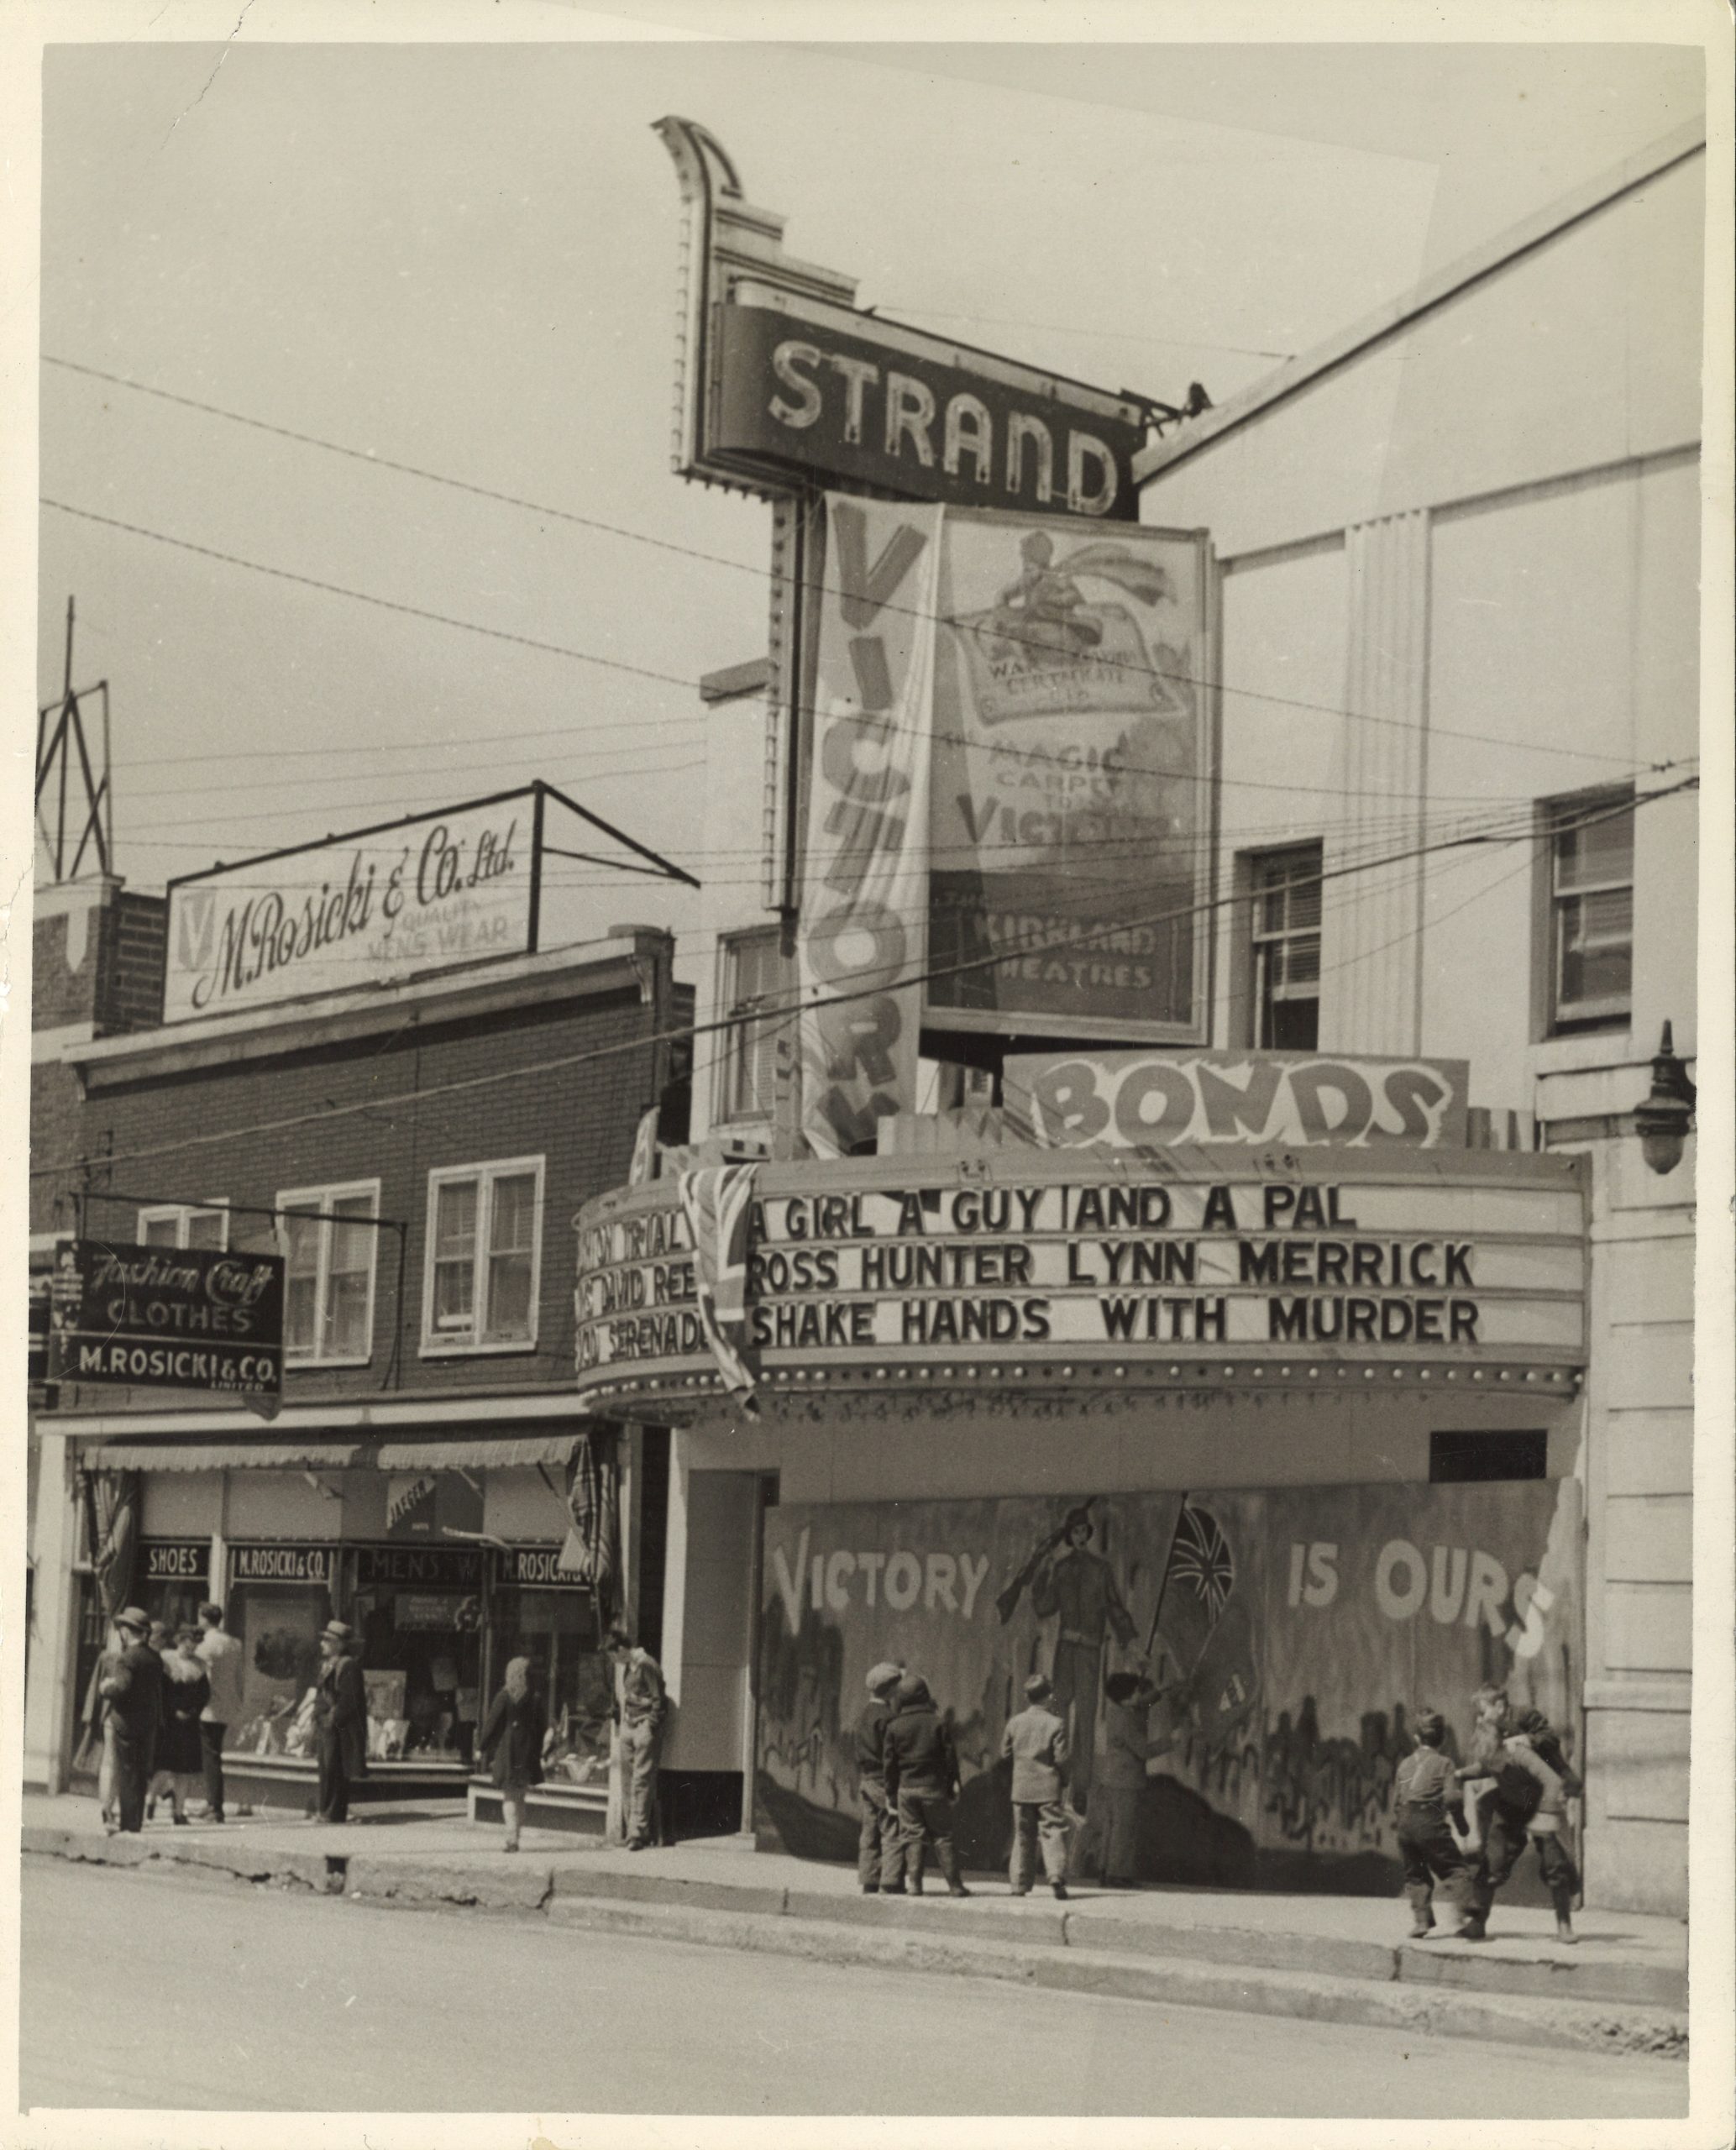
[
  {"left": 32, "top": 780, "right": 1691, "bottom": 1183},
  {"left": 45, "top": 360, "right": 1665, "bottom": 772}
]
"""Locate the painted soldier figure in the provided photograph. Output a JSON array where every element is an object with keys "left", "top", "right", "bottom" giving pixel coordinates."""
[{"left": 1030, "top": 1508, "right": 1137, "bottom": 1812}]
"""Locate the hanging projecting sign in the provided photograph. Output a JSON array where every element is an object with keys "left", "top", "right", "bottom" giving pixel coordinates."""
[
  {"left": 927, "top": 511, "right": 1212, "bottom": 1039},
  {"left": 164, "top": 790, "right": 535, "bottom": 1023},
  {"left": 655, "top": 118, "right": 1146, "bottom": 519},
  {"left": 573, "top": 1152, "right": 1587, "bottom": 1391},
  {"left": 712, "top": 294, "right": 1146, "bottom": 520},
  {"left": 48, "top": 1240, "right": 284, "bottom": 1398},
  {"left": 1005, "top": 1051, "right": 1471, "bottom": 1151}
]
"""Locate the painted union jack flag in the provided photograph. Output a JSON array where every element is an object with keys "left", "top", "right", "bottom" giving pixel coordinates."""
[
  {"left": 678, "top": 1164, "right": 760, "bottom": 1403},
  {"left": 1169, "top": 1502, "right": 1235, "bottom": 1618}
]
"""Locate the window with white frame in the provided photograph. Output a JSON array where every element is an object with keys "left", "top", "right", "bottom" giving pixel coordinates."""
[
  {"left": 718, "top": 926, "right": 795, "bottom": 1123},
  {"left": 1545, "top": 787, "right": 1634, "bottom": 1032},
  {"left": 138, "top": 1203, "right": 229, "bottom": 1251},
  {"left": 1247, "top": 843, "right": 1323, "bottom": 1051},
  {"left": 277, "top": 1182, "right": 380, "bottom": 1364},
  {"left": 422, "top": 1157, "right": 543, "bottom": 1352}
]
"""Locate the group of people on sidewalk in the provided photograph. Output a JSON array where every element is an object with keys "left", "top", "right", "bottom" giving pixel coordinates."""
[
  {"left": 853, "top": 1663, "right": 1583, "bottom": 1938},
  {"left": 89, "top": 1601, "right": 244, "bottom": 1833},
  {"left": 856, "top": 1665, "right": 1097, "bottom": 1901},
  {"left": 476, "top": 1628, "right": 667, "bottom": 1854},
  {"left": 1394, "top": 1683, "right": 1585, "bottom": 1943}
]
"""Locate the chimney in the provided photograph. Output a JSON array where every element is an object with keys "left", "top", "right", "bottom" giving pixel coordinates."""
[{"left": 33, "top": 877, "right": 167, "bottom": 1041}]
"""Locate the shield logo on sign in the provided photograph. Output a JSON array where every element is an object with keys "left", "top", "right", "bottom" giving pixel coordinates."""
[{"left": 176, "top": 887, "right": 217, "bottom": 973}]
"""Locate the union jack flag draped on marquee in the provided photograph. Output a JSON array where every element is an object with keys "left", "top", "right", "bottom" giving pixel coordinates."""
[
  {"left": 677, "top": 1164, "right": 760, "bottom": 1404},
  {"left": 557, "top": 1427, "right": 618, "bottom": 1618}
]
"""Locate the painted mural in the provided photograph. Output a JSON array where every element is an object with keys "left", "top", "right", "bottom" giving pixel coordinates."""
[{"left": 756, "top": 1476, "right": 1581, "bottom": 1895}]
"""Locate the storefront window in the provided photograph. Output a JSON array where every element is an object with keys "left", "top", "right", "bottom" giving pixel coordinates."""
[
  {"left": 485, "top": 1550, "right": 611, "bottom": 1788},
  {"left": 223, "top": 1547, "right": 337, "bottom": 1756},
  {"left": 352, "top": 1544, "right": 482, "bottom": 1763}
]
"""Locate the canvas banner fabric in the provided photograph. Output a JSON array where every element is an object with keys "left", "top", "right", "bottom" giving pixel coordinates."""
[
  {"left": 757, "top": 1477, "right": 1581, "bottom": 1892},
  {"left": 926, "top": 514, "right": 1210, "bottom": 1037},
  {"left": 797, "top": 496, "right": 944, "bottom": 1158}
]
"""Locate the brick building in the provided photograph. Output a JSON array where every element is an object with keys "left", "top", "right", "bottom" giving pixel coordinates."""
[{"left": 27, "top": 829, "right": 691, "bottom": 1827}]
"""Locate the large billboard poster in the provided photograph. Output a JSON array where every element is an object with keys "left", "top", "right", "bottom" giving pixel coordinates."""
[
  {"left": 926, "top": 513, "right": 1212, "bottom": 1039},
  {"left": 165, "top": 792, "right": 534, "bottom": 1022},
  {"left": 757, "top": 1478, "right": 1581, "bottom": 1894}
]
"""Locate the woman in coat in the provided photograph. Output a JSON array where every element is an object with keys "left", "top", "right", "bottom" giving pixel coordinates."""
[
  {"left": 312, "top": 1620, "right": 368, "bottom": 1823},
  {"left": 478, "top": 1656, "right": 547, "bottom": 1852},
  {"left": 149, "top": 1627, "right": 212, "bottom": 1823}
]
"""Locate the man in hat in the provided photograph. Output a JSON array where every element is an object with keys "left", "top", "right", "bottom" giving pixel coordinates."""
[
  {"left": 1030, "top": 1508, "right": 1136, "bottom": 1812},
  {"left": 312, "top": 1621, "right": 367, "bottom": 1823},
  {"left": 856, "top": 1660, "right": 906, "bottom": 1895},
  {"left": 1001, "top": 1672, "right": 1071, "bottom": 1899},
  {"left": 97, "top": 1608, "right": 165, "bottom": 1834}
]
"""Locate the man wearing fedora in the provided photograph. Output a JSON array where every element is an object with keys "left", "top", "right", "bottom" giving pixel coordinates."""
[
  {"left": 97, "top": 1607, "right": 165, "bottom": 1835},
  {"left": 1001, "top": 1671, "right": 1072, "bottom": 1900},
  {"left": 312, "top": 1621, "right": 368, "bottom": 1823}
]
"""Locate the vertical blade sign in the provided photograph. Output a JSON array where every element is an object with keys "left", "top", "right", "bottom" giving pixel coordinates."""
[{"left": 799, "top": 496, "right": 943, "bottom": 1157}]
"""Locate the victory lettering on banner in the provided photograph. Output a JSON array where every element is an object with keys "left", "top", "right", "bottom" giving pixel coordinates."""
[
  {"left": 926, "top": 513, "right": 1212, "bottom": 1038},
  {"left": 798, "top": 496, "right": 944, "bottom": 1157}
]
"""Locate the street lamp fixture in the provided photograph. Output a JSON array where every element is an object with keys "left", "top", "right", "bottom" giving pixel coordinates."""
[{"left": 1633, "top": 1021, "right": 1697, "bottom": 1176}]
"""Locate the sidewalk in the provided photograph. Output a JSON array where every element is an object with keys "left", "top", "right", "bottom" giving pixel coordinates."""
[{"left": 21, "top": 1791, "right": 1687, "bottom": 2060}]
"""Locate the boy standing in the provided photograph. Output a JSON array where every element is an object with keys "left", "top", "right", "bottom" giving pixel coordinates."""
[
  {"left": 856, "top": 1661, "right": 905, "bottom": 1895},
  {"left": 1001, "top": 1672, "right": 1071, "bottom": 1900},
  {"left": 1392, "top": 1710, "right": 1470, "bottom": 1939}
]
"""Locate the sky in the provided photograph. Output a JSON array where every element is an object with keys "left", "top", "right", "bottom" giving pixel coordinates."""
[{"left": 33, "top": 30, "right": 1707, "bottom": 964}]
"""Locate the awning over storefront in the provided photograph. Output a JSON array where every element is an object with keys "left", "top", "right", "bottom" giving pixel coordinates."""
[
  {"left": 80, "top": 1439, "right": 368, "bottom": 1473},
  {"left": 78, "top": 1431, "right": 585, "bottom": 1473},
  {"left": 372, "top": 1433, "right": 583, "bottom": 1471}
]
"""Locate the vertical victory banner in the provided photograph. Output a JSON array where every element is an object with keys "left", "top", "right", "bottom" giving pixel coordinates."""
[
  {"left": 798, "top": 496, "right": 943, "bottom": 1157},
  {"left": 926, "top": 514, "right": 1211, "bottom": 1038}
]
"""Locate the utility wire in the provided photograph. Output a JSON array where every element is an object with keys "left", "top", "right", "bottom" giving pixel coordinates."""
[
  {"left": 43, "top": 371, "right": 1666, "bottom": 772},
  {"left": 33, "top": 780, "right": 1689, "bottom": 1182}
]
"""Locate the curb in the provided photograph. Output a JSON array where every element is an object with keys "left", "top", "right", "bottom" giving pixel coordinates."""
[{"left": 23, "top": 1829, "right": 1687, "bottom": 2061}]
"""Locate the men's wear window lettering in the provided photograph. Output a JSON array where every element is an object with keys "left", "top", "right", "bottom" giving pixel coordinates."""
[
  {"left": 277, "top": 1182, "right": 380, "bottom": 1365},
  {"left": 421, "top": 1158, "right": 543, "bottom": 1353},
  {"left": 1547, "top": 788, "right": 1634, "bottom": 1032}
]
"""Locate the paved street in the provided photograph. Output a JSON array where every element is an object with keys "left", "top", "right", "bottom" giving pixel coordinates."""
[{"left": 21, "top": 1858, "right": 1686, "bottom": 2119}]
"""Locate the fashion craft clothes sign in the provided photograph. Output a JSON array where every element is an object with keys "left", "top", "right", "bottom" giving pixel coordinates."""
[
  {"left": 47, "top": 1239, "right": 284, "bottom": 1398},
  {"left": 165, "top": 794, "right": 532, "bottom": 1021},
  {"left": 926, "top": 513, "right": 1211, "bottom": 1038},
  {"left": 755, "top": 1477, "right": 1581, "bottom": 1892}
]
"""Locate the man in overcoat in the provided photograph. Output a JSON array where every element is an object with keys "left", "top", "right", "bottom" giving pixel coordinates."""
[
  {"left": 312, "top": 1620, "right": 368, "bottom": 1823},
  {"left": 98, "top": 1607, "right": 164, "bottom": 1834}
]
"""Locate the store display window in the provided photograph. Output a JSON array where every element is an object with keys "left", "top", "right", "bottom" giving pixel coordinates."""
[
  {"left": 351, "top": 1544, "right": 483, "bottom": 1764},
  {"left": 485, "top": 1547, "right": 611, "bottom": 1789},
  {"left": 224, "top": 1544, "right": 337, "bottom": 1757},
  {"left": 69, "top": 1539, "right": 213, "bottom": 1781}
]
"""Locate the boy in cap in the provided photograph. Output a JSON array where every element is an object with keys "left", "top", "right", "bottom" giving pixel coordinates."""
[
  {"left": 1000, "top": 1672, "right": 1071, "bottom": 1899},
  {"left": 883, "top": 1675, "right": 970, "bottom": 1896},
  {"left": 856, "top": 1661, "right": 905, "bottom": 1895},
  {"left": 1392, "top": 1709, "right": 1469, "bottom": 1939}
]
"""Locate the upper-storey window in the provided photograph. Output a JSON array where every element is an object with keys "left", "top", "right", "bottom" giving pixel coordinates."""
[
  {"left": 1545, "top": 787, "right": 1634, "bottom": 1033},
  {"left": 1248, "top": 843, "right": 1323, "bottom": 1051},
  {"left": 717, "top": 926, "right": 795, "bottom": 1124},
  {"left": 138, "top": 1203, "right": 228, "bottom": 1251},
  {"left": 422, "top": 1157, "right": 543, "bottom": 1354},
  {"left": 278, "top": 1181, "right": 380, "bottom": 1366}
]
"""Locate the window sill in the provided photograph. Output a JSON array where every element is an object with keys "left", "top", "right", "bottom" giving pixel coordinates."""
[
  {"left": 1530, "top": 1028, "right": 1635, "bottom": 1078},
  {"left": 284, "top": 1356, "right": 374, "bottom": 1372},
  {"left": 418, "top": 1336, "right": 540, "bottom": 1360}
]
